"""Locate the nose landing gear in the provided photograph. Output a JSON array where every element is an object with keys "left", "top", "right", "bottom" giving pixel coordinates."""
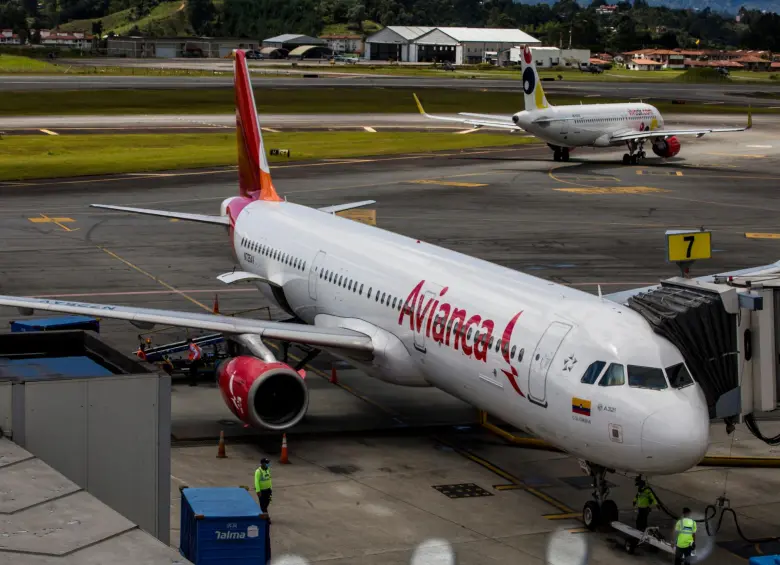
[
  {"left": 550, "top": 145, "right": 570, "bottom": 162},
  {"left": 580, "top": 461, "right": 619, "bottom": 531}
]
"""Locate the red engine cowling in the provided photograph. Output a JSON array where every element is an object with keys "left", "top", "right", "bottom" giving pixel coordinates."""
[
  {"left": 217, "top": 356, "right": 308, "bottom": 430},
  {"left": 652, "top": 136, "right": 681, "bottom": 158}
]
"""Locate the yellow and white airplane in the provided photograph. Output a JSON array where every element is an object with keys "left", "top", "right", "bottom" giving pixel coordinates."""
[{"left": 414, "top": 45, "right": 752, "bottom": 164}]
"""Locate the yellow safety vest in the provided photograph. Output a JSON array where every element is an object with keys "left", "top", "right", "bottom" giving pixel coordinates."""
[
  {"left": 255, "top": 467, "right": 271, "bottom": 492},
  {"left": 634, "top": 487, "right": 657, "bottom": 509},
  {"left": 675, "top": 517, "right": 696, "bottom": 548}
]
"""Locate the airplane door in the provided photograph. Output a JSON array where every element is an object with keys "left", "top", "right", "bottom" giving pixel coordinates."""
[
  {"left": 308, "top": 251, "right": 326, "bottom": 300},
  {"left": 527, "top": 321, "right": 573, "bottom": 408}
]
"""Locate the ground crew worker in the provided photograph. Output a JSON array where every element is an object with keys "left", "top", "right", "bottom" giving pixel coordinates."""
[
  {"left": 674, "top": 507, "right": 697, "bottom": 565},
  {"left": 633, "top": 478, "right": 658, "bottom": 532},
  {"left": 187, "top": 338, "right": 203, "bottom": 387},
  {"left": 255, "top": 458, "right": 272, "bottom": 519}
]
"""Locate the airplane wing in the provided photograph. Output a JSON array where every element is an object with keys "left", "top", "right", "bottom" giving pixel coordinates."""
[
  {"left": 413, "top": 93, "right": 518, "bottom": 130},
  {"left": 0, "top": 295, "right": 374, "bottom": 351},
  {"left": 91, "top": 204, "right": 230, "bottom": 225},
  {"left": 609, "top": 109, "right": 752, "bottom": 143},
  {"left": 319, "top": 200, "right": 376, "bottom": 214}
]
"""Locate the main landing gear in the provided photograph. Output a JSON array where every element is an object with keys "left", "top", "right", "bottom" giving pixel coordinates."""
[
  {"left": 622, "top": 140, "right": 646, "bottom": 165},
  {"left": 581, "top": 461, "right": 619, "bottom": 531}
]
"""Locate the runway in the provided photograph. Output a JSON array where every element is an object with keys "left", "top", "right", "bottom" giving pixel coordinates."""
[
  {"left": 2, "top": 124, "right": 780, "bottom": 563},
  {"left": 4, "top": 70, "right": 780, "bottom": 107},
  {"left": 0, "top": 111, "right": 759, "bottom": 134}
]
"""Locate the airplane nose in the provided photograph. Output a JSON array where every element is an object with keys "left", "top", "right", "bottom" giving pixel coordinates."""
[{"left": 641, "top": 403, "right": 709, "bottom": 472}]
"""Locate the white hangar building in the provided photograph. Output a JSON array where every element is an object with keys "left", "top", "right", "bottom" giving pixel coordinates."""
[{"left": 364, "top": 26, "right": 540, "bottom": 64}]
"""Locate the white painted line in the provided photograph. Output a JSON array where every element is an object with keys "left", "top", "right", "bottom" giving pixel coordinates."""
[
  {"left": 747, "top": 144, "right": 772, "bottom": 148},
  {"left": 703, "top": 101, "right": 724, "bottom": 105},
  {"left": 261, "top": 127, "right": 280, "bottom": 133},
  {"left": 585, "top": 94, "right": 601, "bottom": 98},
  {"left": 40, "top": 129, "right": 58, "bottom": 135},
  {"left": 455, "top": 128, "right": 480, "bottom": 134},
  {"left": 363, "top": 126, "right": 377, "bottom": 133}
]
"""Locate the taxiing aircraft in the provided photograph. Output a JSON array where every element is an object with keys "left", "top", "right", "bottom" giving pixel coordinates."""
[
  {"left": 0, "top": 49, "right": 729, "bottom": 531},
  {"left": 413, "top": 45, "right": 752, "bottom": 164}
]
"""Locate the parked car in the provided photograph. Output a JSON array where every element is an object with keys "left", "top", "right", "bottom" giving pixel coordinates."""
[
  {"left": 246, "top": 50, "right": 264, "bottom": 60},
  {"left": 581, "top": 64, "right": 603, "bottom": 73}
]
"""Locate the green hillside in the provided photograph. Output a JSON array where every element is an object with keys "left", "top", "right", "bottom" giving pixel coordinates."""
[{"left": 59, "top": 1, "right": 189, "bottom": 35}]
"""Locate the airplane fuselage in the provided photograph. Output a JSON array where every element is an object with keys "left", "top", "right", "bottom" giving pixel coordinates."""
[
  {"left": 230, "top": 199, "right": 709, "bottom": 475},
  {"left": 514, "top": 103, "right": 664, "bottom": 149}
]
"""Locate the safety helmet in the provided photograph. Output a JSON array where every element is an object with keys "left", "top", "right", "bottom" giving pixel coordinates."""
[{"left": 261, "top": 458, "right": 270, "bottom": 465}]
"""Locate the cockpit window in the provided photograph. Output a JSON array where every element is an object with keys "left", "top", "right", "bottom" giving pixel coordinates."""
[
  {"left": 580, "top": 361, "right": 606, "bottom": 385},
  {"left": 666, "top": 363, "right": 694, "bottom": 389},
  {"left": 628, "top": 365, "right": 668, "bottom": 390},
  {"left": 598, "top": 363, "right": 625, "bottom": 387}
]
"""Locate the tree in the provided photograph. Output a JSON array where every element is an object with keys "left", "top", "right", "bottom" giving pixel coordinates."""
[{"left": 187, "top": 0, "right": 216, "bottom": 35}]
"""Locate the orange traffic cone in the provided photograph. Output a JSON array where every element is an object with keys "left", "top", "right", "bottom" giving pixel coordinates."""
[
  {"left": 330, "top": 364, "right": 338, "bottom": 384},
  {"left": 213, "top": 294, "right": 220, "bottom": 314},
  {"left": 216, "top": 430, "right": 227, "bottom": 459},
  {"left": 279, "top": 433, "right": 289, "bottom": 464}
]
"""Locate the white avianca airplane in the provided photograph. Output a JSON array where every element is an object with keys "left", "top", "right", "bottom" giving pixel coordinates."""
[
  {"left": 413, "top": 45, "right": 752, "bottom": 164},
  {"left": 0, "top": 49, "right": 739, "bottom": 530}
]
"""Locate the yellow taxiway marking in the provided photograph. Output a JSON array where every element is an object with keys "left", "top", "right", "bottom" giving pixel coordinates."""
[
  {"left": 28, "top": 213, "right": 78, "bottom": 232},
  {"left": 554, "top": 186, "right": 670, "bottom": 195},
  {"left": 363, "top": 126, "right": 376, "bottom": 133},
  {"left": 409, "top": 179, "right": 488, "bottom": 188},
  {"left": 566, "top": 527, "right": 591, "bottom": 534},
  {"left": 98, "top": 247, "right": 212, "bottom": 312},
  {"left": 544, "top": 512, "right": 582, "bottom": 520},
  {"left": 336, "top": 208, "right": 376, "bottom": 226},
  {"left": 261, "top": 127, "right": 280, "bottom": 133},
  {"left": 746, "top": 233, "right": 780, "bottom": 239},
  {"left": 636, "top": 169, "right": 683, "bottom": 176},
  {"left": 455, "top": 128, "right": 480, "bottom": 134},
  {"left": 39, "top": 128, "right": 58, "bottom": 136},
  {"left": 169, "top": 218, "right": 180, "bottom": 222}
]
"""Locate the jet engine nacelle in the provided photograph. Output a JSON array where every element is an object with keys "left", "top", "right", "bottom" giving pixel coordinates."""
[
  {"left": 217, "top": 356, "right": 308, "bottom": 430},
  {"left": 652, "top": 136, "right": 681, "bottom": 158}
]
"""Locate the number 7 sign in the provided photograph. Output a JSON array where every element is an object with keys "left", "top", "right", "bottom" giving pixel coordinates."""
[{"left": 666, "top": 229, "right": 712, "bottom": 263}]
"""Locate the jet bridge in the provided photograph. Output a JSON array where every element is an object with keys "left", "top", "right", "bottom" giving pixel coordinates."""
[{"left": 616, "top": 255, "right": 780, "bottom": 446}]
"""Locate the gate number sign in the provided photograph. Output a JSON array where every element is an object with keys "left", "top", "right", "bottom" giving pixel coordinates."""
[{"left": 666, "top": 229, "right": 712, "bottom": 263}]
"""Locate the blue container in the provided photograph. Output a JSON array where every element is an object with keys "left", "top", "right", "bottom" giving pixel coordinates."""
[
  {"left": 10, "top": 316, "right": 100, "bottom": 333},
  {"left": 749, "top": 556, "right": 780, "bottom": 565},
  {"left": 0, "top": 357, "right": 113, "bottom": 379},
  {"left": 180, "top": 487, "right": 270, "bottom": 565}
]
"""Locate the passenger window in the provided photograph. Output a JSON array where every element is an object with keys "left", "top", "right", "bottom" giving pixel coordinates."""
[
  {"left": 338, "top": 276, "right": 343, "bottom": 286},
  {"left": 518, "top": 348, "right": 524, "bottom": 362},
  {"left": 392, "top": 298, "right": 397, "bottom": 308},
  {"left": 467, "top": 328, "right": 473, "bottom": 340},
  {"left": 348, "top": 280, "right": 352, "bottom": 291},
  {"left": 598, "top": 363, "right": 625, "bottom": 387},
  {"left": 495, "top": 340, "right": 501, "bottom": 352},
  {"left": 511, "top": 345, "right": 516, "bottom": 359},
  {"left": 666, "top": 363, "right": 694, "bottom": 389},
  {"left": 381, "top": 292, "right": 386, "bottom": 304},
  {"left": 628, "top": 365, "right": 668, "bottom": 390},
  {"left": 302, "top": 262, "right": 306, "bottom": 270},
  {"left": 368, "top": 287, "right": 372, "bottom": 298},
  {"left": 580, "top": 361, "right": 606, "bottom": 384},
  {"left": 359, "top": 284, "right": 363, "bottom": 295},
  {"left": 489, "top": 336, "right": 494, "bottom": 348}
]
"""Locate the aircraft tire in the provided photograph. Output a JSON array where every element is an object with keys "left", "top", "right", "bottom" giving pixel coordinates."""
[
  {"left": 583, "top": 500, "right": 601, "bottom": 531},
  {"left": 601, "top": 499, "right": 619, "bottom": 529},
  {"left": 622, "top": 154, "right": 630, "bottom": 165},
  {"left": 630, "top": 154, "right": 638, "bottom": 165},
  {"left": 562, "top": 149, "right": 570, "bottom": 162},
  {"left": 625, "top": 538, "right": 637, "bottom": 554},
  {"left": 553, "top": 150, "right": 561, "bottom": 162}
]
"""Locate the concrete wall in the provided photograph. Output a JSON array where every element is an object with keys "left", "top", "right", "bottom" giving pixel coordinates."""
[{"left": 5, "top": 373, "right": 170, "bottom": 544}]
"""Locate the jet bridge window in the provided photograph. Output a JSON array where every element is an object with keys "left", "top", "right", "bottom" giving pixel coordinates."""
[
  {"left": 666, "top": 363, "right": 694, "bottom": 389},
  {"left": 627, "top": 365, "right": 668, "bottom": 390},
  {"left": 598, "top": 363, "right": 625, "bottom": 387},
  {"left": 580, "top": 361, "right": 606, "bottom": 384}
]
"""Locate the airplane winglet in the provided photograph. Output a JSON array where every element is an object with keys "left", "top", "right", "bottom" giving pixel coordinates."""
[{"left": 413, "top": 93, "right": 427, "bottom": 116}]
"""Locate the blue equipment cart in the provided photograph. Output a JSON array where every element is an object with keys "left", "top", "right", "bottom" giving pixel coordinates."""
[
  {"left": 180, "top": 487, "right": 270, "bottom": 565},
  {"left": 10, "top": 316, "right": 100, "bottom": 334}
]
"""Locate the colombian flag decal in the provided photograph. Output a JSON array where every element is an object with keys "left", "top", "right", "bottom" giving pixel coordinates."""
[{"left": 572, "top": 397, "right": 591, "bottom": 417}]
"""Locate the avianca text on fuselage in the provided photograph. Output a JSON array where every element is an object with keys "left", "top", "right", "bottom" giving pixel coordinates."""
[{"left": 399, "top": 280, "right": 526, "bottom": 396}]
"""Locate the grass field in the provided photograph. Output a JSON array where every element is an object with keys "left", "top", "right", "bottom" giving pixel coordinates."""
[
  {"left": 0, "top": 54, "right": 61, "bottom": 72},
  {"left": 59, "top": 1, "right": 189, "bottom": 36},
  {"left": 0, "top": 87, "right": 767, "bottom": 117},
  {"left": 0, "top": 131, "right": 537, "bottom": 181}
]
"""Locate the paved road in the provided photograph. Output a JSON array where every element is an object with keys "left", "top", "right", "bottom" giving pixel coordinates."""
[{"left": 3, "top": 71, "right": 780, "bottom": 107}]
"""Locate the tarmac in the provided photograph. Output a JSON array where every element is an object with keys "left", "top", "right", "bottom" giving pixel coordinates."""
[
  {"left": 2, "top": 125, "right": 780, "bottom": 563},
  {"left": 3, "top": 66, "right": 780, "bottom": 107}
]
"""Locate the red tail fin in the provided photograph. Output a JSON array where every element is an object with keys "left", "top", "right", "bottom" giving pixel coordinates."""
[{"left": 233, "top": 49, "right": 282, "bottom": 202}]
